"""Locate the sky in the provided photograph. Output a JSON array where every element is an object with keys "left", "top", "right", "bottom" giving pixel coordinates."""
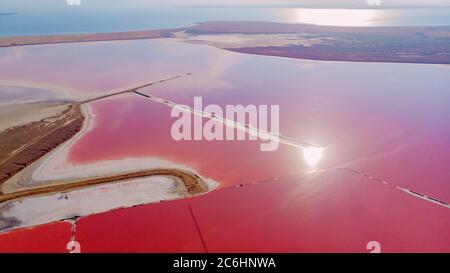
[
  {"left": 2, "top": 0, "right": 450, "bottom": 10},
  {"left": 164, "top": 0, "right": 450, "bottom": 7}
]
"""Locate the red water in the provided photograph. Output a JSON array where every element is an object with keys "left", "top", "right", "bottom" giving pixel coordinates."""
[
  {"left": 0, "top": 39, "right": 449, "bottom": 252},
  {"left": 0, "top": 222, "right": 71, "bottom": 253},
  {"left": 4, "top": 170, "right": 446, "bottom": 253}
]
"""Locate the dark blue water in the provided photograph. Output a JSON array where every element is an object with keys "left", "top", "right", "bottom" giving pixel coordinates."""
[{"left": 1, "top": 5, "right": 450, "bottom": 37}]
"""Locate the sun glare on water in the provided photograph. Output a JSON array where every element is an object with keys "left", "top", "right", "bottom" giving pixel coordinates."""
[
  {"left": 303, "top": 147, "right": 324, "bottom": 168},
  {"left": 295, "top": 9, "right": 378, "bottom": 27}
]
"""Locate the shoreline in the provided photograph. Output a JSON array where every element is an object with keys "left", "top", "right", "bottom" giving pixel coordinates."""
[
  {"left": 0, "top": 28, "right": 181, "bottom": 48},
  {"left": 0, "top": 74, "right": 214, "bottom": 203},
  {"left": 1, "top": 21, "right": 449, "bottom": 64}
]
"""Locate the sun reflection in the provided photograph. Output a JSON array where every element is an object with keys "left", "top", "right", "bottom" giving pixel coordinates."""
[
  {"left": 303, "top": 147, "right": 324, "bottom": 168},
  {"left": 296, "top": 9, "right": 378, "bottom": 27}
]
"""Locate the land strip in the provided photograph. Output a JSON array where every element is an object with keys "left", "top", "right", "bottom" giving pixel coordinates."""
[
  {"left": 0, "top": 168, "right": 208, "bottom": 203},
  {"left": 0, "top": 28, "right": 181, "bottom": 47}
]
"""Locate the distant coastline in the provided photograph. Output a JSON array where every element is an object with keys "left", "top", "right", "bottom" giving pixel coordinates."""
[
  {"left": 1, "top": 21, "right": 449, "bottom": 64},
  {"left": 0, "top": 28, "right": 180, "bottom": 47}
]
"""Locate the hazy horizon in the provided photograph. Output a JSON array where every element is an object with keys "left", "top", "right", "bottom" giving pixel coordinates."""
[{"left": 2, "top": 0, "right": 450, "bottom": 11}]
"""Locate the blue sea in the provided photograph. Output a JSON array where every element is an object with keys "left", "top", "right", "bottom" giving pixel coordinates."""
[{"left": 1, "top": 4, "right": 450, "bottom": 37}]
